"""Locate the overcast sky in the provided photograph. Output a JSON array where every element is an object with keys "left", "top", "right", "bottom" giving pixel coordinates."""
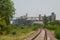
[{"left": 13, "top": 0, "right": 60, "bottom": 20}]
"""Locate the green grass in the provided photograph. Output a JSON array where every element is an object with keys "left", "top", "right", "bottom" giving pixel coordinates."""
[
  {"left": 0, "top": 31, "right": 35, "bottom": 40},
  {"left": 0, "top": 25, "right": 40, "bottom": 40}
]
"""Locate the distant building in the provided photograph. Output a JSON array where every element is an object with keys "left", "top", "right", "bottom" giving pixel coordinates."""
[
  {"left": 12, "top": 14, "right": 33, "bottom": 25},
  {"left": 32, "top": 21, "right": 43, "bottom": 25},
  {"left": 46, "top": 12, "right": 56, "bottom": 23},
  {"left": 39, "top": 14, "right": 42, "bottom": 21},
  {"left": 12, "top": 12, "right": 56, "bottom": 25},
  {"left": 51, "top": 12, "right": 56, "bottom": 22},
  {"left": 47, "top": 16, "right": 51, "bottom": 23}
]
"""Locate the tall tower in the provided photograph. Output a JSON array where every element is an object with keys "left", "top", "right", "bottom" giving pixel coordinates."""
[
  {"left": 26, "top": 13, "right": 28, "bottom": 17},
  {"left": 26, "top": 13, "right": 28, "bottom": 19},
  {"left": 51, "top": 12, "right": 56, "bottom": 21},
  {"left": 39, "top": 14, "right": 41, "bottom": 21}
]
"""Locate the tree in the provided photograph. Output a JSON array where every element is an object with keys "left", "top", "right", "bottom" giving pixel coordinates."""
[
  {"left": 0, "top": 0, "right": 15, "bottom": 34},
  {"left": 0, "top": 0, "right": 15, "bottom": 25}
]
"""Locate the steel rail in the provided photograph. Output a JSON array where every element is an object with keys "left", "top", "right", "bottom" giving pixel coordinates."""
[
  {"left": 31, "top": 29, "right": 42, "bottom": 40},
  {"left": 44, "top": 29, "right": 47, "bottom": 40},
  {"left": 24, "top": 29, "right": 57, "bottom": 40}
]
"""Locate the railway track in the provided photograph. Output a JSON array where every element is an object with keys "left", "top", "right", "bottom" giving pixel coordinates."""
[{"left": 24, "top": 29, "right": 57, "bottom": 40}]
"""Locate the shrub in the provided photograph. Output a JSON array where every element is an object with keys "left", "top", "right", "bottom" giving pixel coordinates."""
[
  {"left": 4, "top": 25, "right": 11, "bottom": 34},
  {"left": 12, "top": 31, "right": 16, "bottom": 35},
  {"left": 21, "top": 27, "right": 24, "bottom": 29},
  {"left": 31, "top": 26, "right": 40, "bottom": 31},
  {"left": 44, "top": 24, "right": 57, "bottom": 30},
  {"left": 55, "top": 29, "right": 60, "bottom": 39}
]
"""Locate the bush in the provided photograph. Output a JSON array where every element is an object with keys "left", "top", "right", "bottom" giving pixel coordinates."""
[
  {"left": 21, "top": 27, "right": 24, "bottom": 29},
  {"left": 30, "top": 26, "right": 40, "bottom": 31},
  {"left": 44, "top": 24, "right": 57, "bottom": 30},
  {"left": 4, "top": 25, "right": 11, "bottom": 34},
  {"left": 55, "top": 29, "right": 60, "bottom": 39},
  {"left": 0, "top": 25, "right": 11, "bottom": 35},
  {"left": 12, "top": 31, "right": 16, "bottom": 35}
]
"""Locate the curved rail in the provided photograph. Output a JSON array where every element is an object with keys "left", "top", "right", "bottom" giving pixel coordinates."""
[
  {"left": 31, "top": 29, "right": 42, "bottom": 40},
  {"left": 24, "top": 29, "right": 57, "bottom": 40},
  {"left": 44, "top": 29, "right": 47, "bottom": 40}
]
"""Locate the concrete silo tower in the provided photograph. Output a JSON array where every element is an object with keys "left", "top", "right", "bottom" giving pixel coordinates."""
[
  {"left": 39, "top": 14, "right": 42, "bottom": 21},
  {"left": 51, "top": 12, "right": 56, "bottom": 21}
]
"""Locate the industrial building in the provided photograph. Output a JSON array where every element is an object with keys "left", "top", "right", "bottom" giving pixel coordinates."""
[{"left": 12, "top": 12, "right": 56, "bottom": 25}]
